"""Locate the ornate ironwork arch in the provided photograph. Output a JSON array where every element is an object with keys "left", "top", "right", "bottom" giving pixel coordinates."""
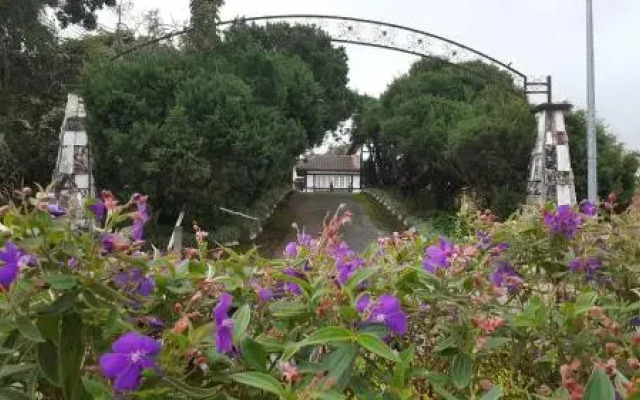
[{"left": 116, "top": 14, "right": 551, "bottom": 101}]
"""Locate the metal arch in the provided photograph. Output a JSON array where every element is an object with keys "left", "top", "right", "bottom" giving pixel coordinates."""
[{"left": 114, "top": 13, "right": 551, "bottom": 100}]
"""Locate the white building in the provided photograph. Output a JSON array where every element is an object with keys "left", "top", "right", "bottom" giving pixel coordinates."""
[{"left": 294, "top": 154, "right": 361, "bottom": 193}]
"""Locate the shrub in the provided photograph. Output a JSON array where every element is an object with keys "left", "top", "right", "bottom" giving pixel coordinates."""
[{"left": 1, "top": 187, "right": 640, "bottom": 399}]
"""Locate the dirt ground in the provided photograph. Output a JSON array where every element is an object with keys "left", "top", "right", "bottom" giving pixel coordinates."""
[{"left": 250, "top": 192, "right": 404, "bottom": 258}]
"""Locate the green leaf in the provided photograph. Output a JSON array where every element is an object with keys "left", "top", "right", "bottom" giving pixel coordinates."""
[
  {"left": 410, "top": 369, "right": 450, "bottom": 385},
  {"left": 315, "top": 390, "right": 345, "bottom": 400},
  {"left": 431, "top": 383, "right": 461, "bottom": 400},
  {"left": 231, "top": 372, "right": 285, "bottom": 397},
  {"left": 37, "top": 340, "right": 60, "bottom": 386},
  {"left": 356, "top": 333, "right": 400, "bottom": 362},
  {"left": 43, "top": 274, "right": 78, "bottom": 290},
  {"left": 232, "top": 305, "right": 251, "bottom": 342},
  {"left": 86, "top": 281, "right": 130, "bottom": 304},
  {"left": 0, "top": 364, "right": 36, "bottom": 380},
  {"left": 163, "top": 376, "right": 224, "bottom": 399},
  {"left": 301, "top": 326, "right": 352, "bottom": 346},
  {"left": 0, "top": 389, "right": 31, "bottom": 400},
  {"left": 59, "top": 313, "right": 85, "bottom": 400},
  {"left": 393, "top": 346, "right": 414, "bottom": 388},
  {"left": 268, "top": 300, "right": 309, "bottom": 319},
  {"left": 357, "top": 324, "right": 388, "bottom": 338},
  {"left": 481, "top": 337, "right": 511, "bottom": 352},
  {"left": 241, "top": 338, "right": 267, "bottom": 372},
  {"left": 36, "top": 314, "right": 60, "bottom": 345},
  {"left": 344, "top": 268, "right": 375, "bottom": 293},
  {"left": 16, "top": 315, "right": 44, "bottom": 343},
  {"left": 82, "top": 377, "right": 112, "bottom": 399},
  {"left": 481, "top": 386, "right": 504, "bottom": 400},
  {"left": 575, "top": 292, "right": 597, "bottom": 315},
  {"left": 281, "top": 343, "right": 300, "bottom": 361},
  {"left": 452, "top": 353, "right": 472, "bottom": 389},
  {"left": 584, "top": 367, "right": 615, "bottom": 400},
  {"left": 273, "top": 272, "right": 310, "bottom": 296},
  {"left": 321, "top": 344, "right": 357, "bottom": 390}
]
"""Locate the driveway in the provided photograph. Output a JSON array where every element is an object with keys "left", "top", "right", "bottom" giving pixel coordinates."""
[{"left": 252, "top": 192, "right": 403, "bottom": 258}]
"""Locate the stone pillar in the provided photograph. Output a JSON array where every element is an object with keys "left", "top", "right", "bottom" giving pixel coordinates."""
[
  {"left": 526, "top": 103, "right": 576, "bottom": 207},
  {"left": 52, "top": 93, "right": 95, "bottom": 227}
]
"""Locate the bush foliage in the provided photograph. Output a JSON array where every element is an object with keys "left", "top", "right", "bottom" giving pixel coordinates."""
[
  {"left": 82, "top": 23, "right": 355, "bottom": 229},
  {"left": 353, "top": 58, "right": 639, "bottom": 215},
  {"left": 1, "top": 187, "right": 640, "bottom": 399}
]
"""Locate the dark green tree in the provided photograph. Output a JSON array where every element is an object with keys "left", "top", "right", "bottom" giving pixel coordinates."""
[
  {"left": 224, "top": 22, "right": 356, "bottom": 142},
  {"left": 187, "top": 0, "right": 224, "bottom": 50},
  {"left": 566, "top": 110, "right": 639, "bottom": 206},
  {"left": 0, "top": 0, "right": 115, "bottom": 188},
  {"left": 354, "top": 57, "right": 535, "bottom": 212},
  {"left": 82, "top": 47, "right": 327, "bottom": 229}
]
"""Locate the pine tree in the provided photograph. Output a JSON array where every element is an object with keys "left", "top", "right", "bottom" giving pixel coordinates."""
[{"left": 188, "top": 0, "right": 224, "bottom": 50}]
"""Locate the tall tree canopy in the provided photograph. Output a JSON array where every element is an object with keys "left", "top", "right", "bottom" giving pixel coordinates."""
[
  {"left": 566, "top": 110, "right": 639, "bottom": 207},
  {"left": 187, "top": 0, "right": 224, "bottom": 50},
  {"left": 354, "top": 58, "right": 535, "bottom": 212},
  {"left": 0, "top": 0, "right": 115, "bottom": 189},
  {"left": 83, "top": 22, "right": 355, "bottom": 228},
  {"left": 354, "top": 58, "right": 639, "bottom": 214}
]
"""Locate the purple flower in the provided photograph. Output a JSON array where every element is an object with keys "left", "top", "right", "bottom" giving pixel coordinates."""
[
  {"left": 567, "top": 258, "right": 582, "bottom": 272},
  {"left": 250, "top": 279, "right": 274, "bottom": 302},
  {"left": 356, "top": 294, "right": 371, "bottom": 313},
  {"left": 47, "top": 204, "right": 67, "bottom": 217},
  {"left": 423, "top": 237, "right": 455, "bottom": 273},
  {"left": 215, "top": 293, "right": 234, "bottom": 354},
  {"left": 568, "top": 257, "right": 605, "bottom": 284},
  {"left": 114, "top": 267, "right": 155, "bottom": 297},
  {"left": 477, "top": 232, "right": 492, "bottom": 251},
  {"left": 99, "top": 331, "right": 161, "bottom": 392},
  {"left": 567, "top": 257, "right": 601, "bottom": 273},
  {"left": 22, "top": 254, "right": 38, "bottom": 267},
  {"left": 132, "top": 196, "right": 149, "bottom": 242},
  {"left": 283, "top": 268, "right": 305, "bottom": 296},
  {"left": 543, "top": 205, "right": 583, "bottom": 239},
  {"left": 329, "top": 242, "right": 366, "bottom": 286},
  {"left": 0, "top": 242, "right": 24, "bottom": 290},
  {"left": 259, "top": 288, "right": 273, "bottom": 302},
  {"left": 489, "top": 262, "right": 522, "bottom": 291},
  {"left": 67, "top": 257, "right": 78, "bottom": 269},
  {"left": 89, "top": 200, "right": 107, "bottom": 221},
  {"left": 490, "top": 242, "right": 509, "bottom": 257},
  {"left": 580, "top": 200, "right": 598, "bottom": 217},
  {"left": 336, "top": 255, "right": 366, "bottom": 287},
  {"left": 101, "top": 234, "right": 116, "bottom": 253},
  {"left": 101, "top": 233, "right": 128, "bottom": 253},
  {"left": 298, "top": 233, "right": 312, "bottom": 246},
  {"left": 284, "top": 242, "right": 297, "bottom": 258},
  {"left": 356, "top": 293, "right": 408, "bottom": 335},
  {"left": 144, "top": 317, "right": 165, "bottom": 329},
  {"left": 630, "top": 317, "right": 640, "bottom": 327}
]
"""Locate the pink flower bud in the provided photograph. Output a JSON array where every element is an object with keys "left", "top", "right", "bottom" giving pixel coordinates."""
[
  {"left": 605, "top": 342, "right": 618, "bottom": 354},
  {"left": 479, "top": 379, "right": 494, "bottom": 392}
]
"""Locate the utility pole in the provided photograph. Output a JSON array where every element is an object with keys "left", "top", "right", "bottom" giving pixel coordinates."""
[{"left": 586, "top": 0, "right": 598, "bottom": 202}]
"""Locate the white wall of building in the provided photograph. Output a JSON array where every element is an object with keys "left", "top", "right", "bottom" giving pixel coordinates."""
[{"left": 302, "top": 172, "right": 361, "bottom": 193}]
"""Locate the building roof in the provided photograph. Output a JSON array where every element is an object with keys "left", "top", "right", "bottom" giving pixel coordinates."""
[{"left": 297, "top": 154, "right": 360, "bottom": 172}]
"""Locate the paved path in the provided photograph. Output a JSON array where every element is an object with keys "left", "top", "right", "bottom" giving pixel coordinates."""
[{"left": 251, "top": 192, "right": 403, "bottom": 258}]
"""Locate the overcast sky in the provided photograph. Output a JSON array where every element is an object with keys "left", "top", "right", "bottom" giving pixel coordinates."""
[{"left": 97, "top": 1, "right": 640, "bottom": 151}]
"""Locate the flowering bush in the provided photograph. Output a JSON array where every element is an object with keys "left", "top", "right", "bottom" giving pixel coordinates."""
[{"left": 1, "top": 188, "right": 640, "bottom": 399}]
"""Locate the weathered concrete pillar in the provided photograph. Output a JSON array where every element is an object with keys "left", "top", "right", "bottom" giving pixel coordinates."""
[
  {"left": 526, "top": 103, "right": 576, "bottom": 207},
  {"left": 52, "top": 93, "right": 95, "bottom": 227}
]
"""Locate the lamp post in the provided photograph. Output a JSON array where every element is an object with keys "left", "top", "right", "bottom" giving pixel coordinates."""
[{"left": 586, "top": 0, "right": 598, "bottom": 202}]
